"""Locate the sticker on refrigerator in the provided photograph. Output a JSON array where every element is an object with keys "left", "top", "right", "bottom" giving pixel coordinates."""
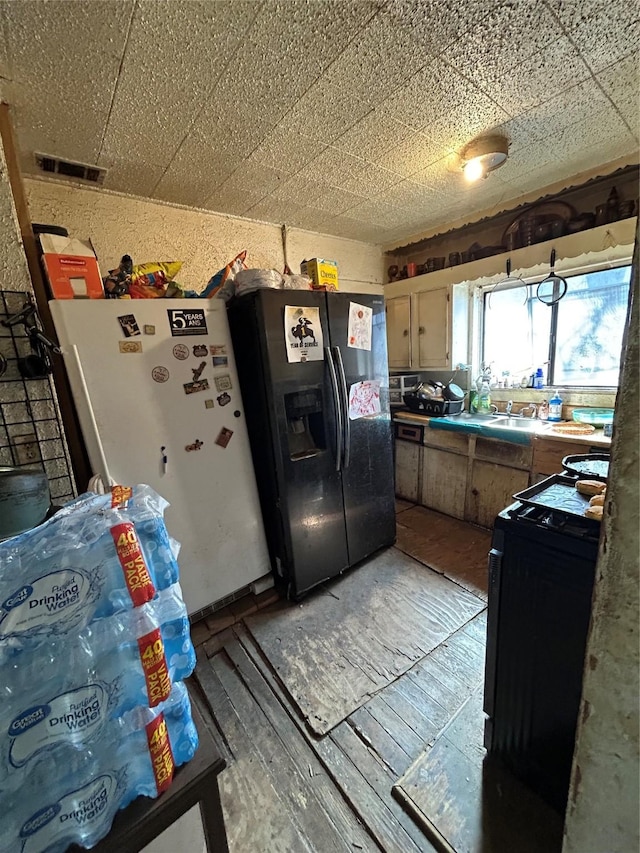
[
  {"left": 347, "top": 302, "right": 372, "bottom": 350},
  {"left": 119, "top": 340, "right": 142, "bottom": 354},
  {"left": 118, "top": 314, "right": 140, "bottom": 337},
  {"left": 167, "top": 308, "right": 208, "bottom": 336},
  {"left": 185, "top": 439, "right": 203, "bottom": 452},
  {"left": 212, "top": 356, "right": 228, "bottom": 367},
  {"left": 183, "top": 378, "right": 209, "bottom": 395},
  {"left": 172, "top": 343, "right": 189, "bottom": 360},
  {"left": 284, "top": 305, "right": 323, "bottom": 363},
  {"left": 348, "top": 380, "right": 381, "bottom": 420},
  {"left": 152, "top": 366, "right": 169, "bottom": 383},
  {"left": 143, "top": 324, "right": 156, "bottom": 336},
  {"left": 192, "top": 344, "right": 208, "bottom": 357},
  {"left": 191, "top": 361, "right": 207, "bottom": 381},
  {"left": 214, "top": 374, "right": 232, "bottom": 392},
  {"left": 204, "top": 399, "right": 215, "bottom": 409},
  {"left": 215, "top": 427, "right": 234, "bottom": 448},
  {"left": 217, "top": 392, "right": 231, "bottom": 407},
  {"left": 210, "top": 344, "right": 227, "bottom": 356}
]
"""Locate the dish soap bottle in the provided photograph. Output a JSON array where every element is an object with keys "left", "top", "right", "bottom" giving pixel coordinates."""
[
  {"left": 478, "top": 377, "right": 492, "bottom": 413},
  {"left": 548, "top": 393, "right": 563, "bottom": 422}
]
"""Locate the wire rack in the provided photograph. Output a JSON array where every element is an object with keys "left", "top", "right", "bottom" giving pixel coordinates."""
[{"left": 0, "top": 289, "right": 76, "bottom": 503}]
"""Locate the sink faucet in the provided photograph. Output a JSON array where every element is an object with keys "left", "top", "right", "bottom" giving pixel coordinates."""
[
  {"left": 521, "top": 403, "right": 537, "bottom": 419},
  {"left": 506, "top": 400, "right": 513, "bottom": 415}
]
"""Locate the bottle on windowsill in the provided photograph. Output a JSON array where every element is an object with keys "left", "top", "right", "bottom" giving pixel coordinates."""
[{"left": 538, "top": 400, "right": 549, "bottom": 421}]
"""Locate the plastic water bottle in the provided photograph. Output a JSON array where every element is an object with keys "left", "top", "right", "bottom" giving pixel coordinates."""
[
  {"left": 0, "top": 486, "right": 181, "bottom": 655},
  {"left": 548, "top": 393, "right": 563, "bottom": 422},
  {"left": 0, "top": 681, "right": 198, "bottom": 853},
  {"left": 534, "top": 368, "right": 544, "bottom": 390}
]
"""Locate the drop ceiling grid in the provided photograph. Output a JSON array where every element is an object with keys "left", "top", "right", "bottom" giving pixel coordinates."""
[{"left": 0, "top": 0, "right": 637, "bottom": 245}]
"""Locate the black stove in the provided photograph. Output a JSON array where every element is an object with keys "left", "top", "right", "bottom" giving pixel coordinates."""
[{"left": 484, "top": 473, "right": 600, "bottom": 815}]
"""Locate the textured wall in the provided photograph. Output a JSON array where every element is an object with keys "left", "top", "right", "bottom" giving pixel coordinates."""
[
  {"left": 25, "top": 178, "right": 385, "bottom": 295},
  {"left": 563, "top": 230, "right": 639, "bottom": 852},
  {"left": 0, "top": 143, "right": 33, "bottom": 291},
  {"left": 0, "top": 140, "right": 75, "bottom": 502}
]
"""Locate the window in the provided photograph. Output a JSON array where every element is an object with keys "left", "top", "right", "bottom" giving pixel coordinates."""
[{"left": 482, "top": 265, "right": 632, "bottom": 387}]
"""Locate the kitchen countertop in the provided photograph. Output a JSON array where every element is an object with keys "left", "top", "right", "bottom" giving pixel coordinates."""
[{"left": 392, "top": 410, "right": 612, "bottom": 448}]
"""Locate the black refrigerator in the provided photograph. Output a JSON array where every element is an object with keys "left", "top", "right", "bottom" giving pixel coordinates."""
[{"left": 227, "top": 289, "right": 395, "bottom": 599}]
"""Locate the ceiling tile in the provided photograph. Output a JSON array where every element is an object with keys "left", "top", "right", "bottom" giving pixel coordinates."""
[
  {"left": 249, "top": 114, "right": 328, "bottom": 174},
  {"left": 410, "top": 155, "right": 466, "bottom": 193},
  {"left": 545, "top": 0, "right": 640, "bottom": 73},
  {"left": 98, "top": 1, "right": 260, "bottom": 197},
  {"left": 374, "top": 179, "right": 440, "bottom": 211},
  {"left": 546, "top": 109, "right": 636, "bottom": 164},
  {"left": 3, "top": 0, "right": 134, "bottom": 168},
  {"left": 491, "top": 37, "right": 592, "bottom": 116},
  {"left": 596, "top": 54, "right": 640, "bottom": 138},
  {"left": 320, "top": 8, "right": 434, "bottom": 108},
  {"left": 296, "top": 148, "right": 400, "bottom": 196},
  {"left": 384, "top": 0, "right": 492, "bottom": 56},
  {"left": 443, "top": 0, "right": 562, "bottom": 87},
  {"left": 373, "top": 131, "right": 449, "bottom": 178},
  {"left": 204, "top": 161, "right": 288, "bottom": 215},
  {"left": 497, "top": 79, "right": 613, "bottom": 150},
  {"left": 246, "top": 0, "right": 380, "bottom": 71},
  {"left": 331, "top": 111, "right": 411, "bottom": 161}
]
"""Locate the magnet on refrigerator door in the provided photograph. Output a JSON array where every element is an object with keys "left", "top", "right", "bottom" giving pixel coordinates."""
[
  {"left": 118, "top": 314, "right": 140, "bottom": 337},
  {"left": 152, "top": 366, "right": 170, "bottom": 383},
  {"left": 183, "top": 379, "right": 209, "bottom": 395},
  {"left": 217, "top": 392, "right": 231, "bottom": 407},
  {"left": 119, "top": 340, "right": 142, "bottom": 353},
  {"left": 215, "top": 427, "right": 233, "bottom": 448},
  {"left": 215, "top": 375, "right": 232, "bottom": 392},
  {"left": 185, "top": 439, "right": 203, "bottom": 452},
  {"left": 144, "top": 325, "right": 156, "bottom": 335},
  {"left": 210, "top": 345, "right": 227, "bottom": 356},
  {"left": 212, "top": 356, "right": 228, "bottom": 367},
  {"left": 204, "top": 399, "right": 215, "bottom": 409},
  {"left": 191, "top": 361, "right": 207, "bottom": 381},
  {"left": 192, "top": 344, "right": 208, "bottom": 357},
  {"left": 172, "top": 343, "right": 189, "bottom": 360}
]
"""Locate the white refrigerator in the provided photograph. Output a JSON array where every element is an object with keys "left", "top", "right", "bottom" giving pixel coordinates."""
[{"left": 50, "top": 298, "right": 271, "bottom": 616}]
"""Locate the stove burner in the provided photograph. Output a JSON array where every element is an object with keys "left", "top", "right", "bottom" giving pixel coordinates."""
[{"left": 507, "top": 501, "right": 600, "bottom": 542}]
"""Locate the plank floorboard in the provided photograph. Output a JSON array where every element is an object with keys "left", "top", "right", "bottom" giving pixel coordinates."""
[
  {"left": 395, "top": 506, "right": 491, "bottom": 601},
  {"left": 196, "top": 651, "right": 316, "bottom": 853},
  {"left": 395, "top": 498, "right": 415, "bottom": 513},
  {"left": 246, "top": 548, "right": 485, "bottom": 734},
  {"left": 209, "top": 651, "right": 354, "bottom": 853},
  {"left": 348, "top": 706, "right": 413, "bottom": 778},
  {"left": 222, "top": 632, "right": 379, "bottom": 853},
  {"left": 235, "top": 627, "right": 434, "bottom": 853},
  {"left": 393, "top": 689, "right": 564, "bottom": 853}
]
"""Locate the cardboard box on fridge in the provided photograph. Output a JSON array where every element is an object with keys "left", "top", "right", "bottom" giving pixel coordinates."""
[
  {"left": 300, "top": 258, "right": 339, "bottom": 291},
  {"left": 40, "top": 234, "right": 104, "bottom": 299}
]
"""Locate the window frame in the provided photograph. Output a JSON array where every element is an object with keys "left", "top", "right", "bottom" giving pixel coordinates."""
[{"left": 478, "top": 259, "right": 632, "bottom": 391}]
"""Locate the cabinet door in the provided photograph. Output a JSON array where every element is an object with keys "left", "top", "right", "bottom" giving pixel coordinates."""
[
  {"left": 466, "top": 461, "right": 529, "bottom": 529},
  {"left": 386, "top": 295, "right": 411, "bottom": 368},
  {"left": 415, "top": 287, "right": 450, "bottom": 368},
  {"left": 422, "top": 446, "right": 467, "bottom": 519},
  {"left": 395, "top": 440, "right": 420, "bottom": 502}
]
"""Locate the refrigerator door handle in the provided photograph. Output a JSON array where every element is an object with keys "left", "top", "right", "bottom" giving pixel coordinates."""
[
  {"left": 332, "top": 346, "right": 351, "bottom": 469},
  {"left": 70, "top": 344, "right": 113, "bottom": 486},
  {"left": 325, "top": 347, "right": 343, "bottom": 471}
]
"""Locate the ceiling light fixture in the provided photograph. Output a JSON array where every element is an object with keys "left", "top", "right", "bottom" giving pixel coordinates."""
[{"left": 461, "top": 135, "right": 509, "bottom": 182}]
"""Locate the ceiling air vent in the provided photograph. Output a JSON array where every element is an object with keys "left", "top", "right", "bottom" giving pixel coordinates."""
[{"left": 35, "top": 153, "right": 107, "bottom": 185}]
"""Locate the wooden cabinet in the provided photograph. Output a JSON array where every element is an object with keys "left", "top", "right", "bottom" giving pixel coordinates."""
[
  {"left": 394, "top": 439, "right": 421, "bottom": 502},
  {"left": 465, "top": 460, "right": 530, "bottom": 529},
  {"left": 531, "top": 437, "right": 604, "bottom": 479},
  {"left": 385, "top": 284, "right": 468, "bottom": 371},
  {"left": 415, "top": 287, "right": 449, "bottom": 368},
  {"left": 386, "top": 295, "right": 411, "bottom": 368},
  {"left": 422, "top": 447, "right": 468, "bottom": 519}
]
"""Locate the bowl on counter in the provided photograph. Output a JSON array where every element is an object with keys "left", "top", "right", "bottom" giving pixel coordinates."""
[{"left": 572, "top": 408, "right": 614, "bottom": 427}]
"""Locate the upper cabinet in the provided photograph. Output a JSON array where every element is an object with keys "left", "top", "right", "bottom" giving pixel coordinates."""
[
  {"left": 385, "top": 284, "right": 469, "bottom": 371},
  {"left": 386, "top": 294, "right": 411, "bottom": 368}
]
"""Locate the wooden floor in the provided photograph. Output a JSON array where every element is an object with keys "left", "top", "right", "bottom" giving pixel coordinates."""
[{"left": 190, "top": 503, "right": 562, "bottom": 853}]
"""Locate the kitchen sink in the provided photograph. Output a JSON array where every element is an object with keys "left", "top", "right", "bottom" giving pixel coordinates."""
[
  {"left": 449, "top": 413, "right": 505, "bottom": 423},
  {"left": 486, "top": 417, "right": 542, "bottom": 431}
]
